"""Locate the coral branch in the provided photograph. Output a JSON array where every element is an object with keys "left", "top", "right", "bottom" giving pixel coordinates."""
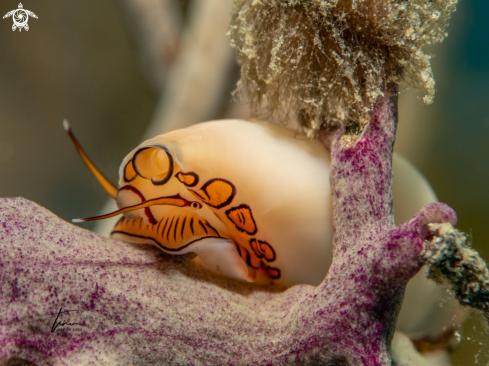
[
  {"left": 422, "top": 223, "right": 489, "bottom": 323},
  {"left": 119, "top": 0, "right": 182, "bottom": 92},
  {"left": 143, "top": 0, "right": 236, "bottom": 138}
]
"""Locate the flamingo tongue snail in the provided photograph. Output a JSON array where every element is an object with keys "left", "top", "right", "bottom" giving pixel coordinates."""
[
  {"left": 65, "top": 119, "right": 334, "bottom": 286},
  {"left": 65, "top": 119, "right": 436, "bottom": 291}
]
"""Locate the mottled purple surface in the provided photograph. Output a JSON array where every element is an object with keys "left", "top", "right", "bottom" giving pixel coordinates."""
[{"left": 0, "top": 90, "right": 457, "bottom": 365}]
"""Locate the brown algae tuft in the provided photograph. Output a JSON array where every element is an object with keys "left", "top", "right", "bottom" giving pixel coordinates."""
[{"left": 228, "top": 0, "right": 458, "bottom": 137}]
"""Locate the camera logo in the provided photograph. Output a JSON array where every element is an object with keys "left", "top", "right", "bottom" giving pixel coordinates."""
[{"left": 3, "top": 3, "right": 38, "bottom": 32}]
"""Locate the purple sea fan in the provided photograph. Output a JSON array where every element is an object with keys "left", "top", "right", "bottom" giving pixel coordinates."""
[{"left": 2, "top": 86, "right": 486, "bottom": 365}]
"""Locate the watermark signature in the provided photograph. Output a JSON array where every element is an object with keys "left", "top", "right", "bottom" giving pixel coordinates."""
[
  {"left": 3, "top": 3, "right": 37, "bottom": 32},
  {"left": 48, "top": 308, "right": 86, "bottom": 333}
]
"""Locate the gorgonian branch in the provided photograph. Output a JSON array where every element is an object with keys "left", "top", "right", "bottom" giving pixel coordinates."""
[{"left": 422, "top": 223, "right": 489, "bottom": 323}]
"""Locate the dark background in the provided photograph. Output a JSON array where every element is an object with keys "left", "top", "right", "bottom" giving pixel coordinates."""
[{"left": 0, "top": 1, "right": 487, "bottom": 363}]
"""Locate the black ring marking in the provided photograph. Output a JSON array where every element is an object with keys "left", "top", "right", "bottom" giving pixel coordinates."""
[
  {"left": 225, "top": 204, "right": 257, "bottom": 236},
  {"left": 250, "top": 239, "right": 263, "bottom": 259},
  {"left": 132, "top": 147, "right": 174, "bottom": 186},
  {"left": 189, "top": 178, "right": 237, "bottom": 209},
  {"left": 243, "top": 247, "right": 260, "bottom": 269},
  {"left": 265, "top": 266, "right": 281, "bottom": 280},
  {"left": 251, "top": 239, "right": 276, "bottom": 262},
  {"left": 123, "top": 160, "right": 137, "bottom": 183},
  {"left": 175, "top": 171, "right": 199, "bottom": 187}
]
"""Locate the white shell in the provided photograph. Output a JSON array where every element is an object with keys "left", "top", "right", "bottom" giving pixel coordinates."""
[{"left": 116, "top": 119, "right": 333, "bottom": 287}]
